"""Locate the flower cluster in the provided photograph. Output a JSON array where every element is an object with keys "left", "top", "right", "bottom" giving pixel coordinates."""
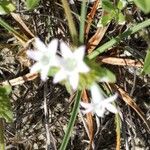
[
  {"left": 27, "top": 38, "right": 90, "bottom": 90},
  {"left": 27, "top": 37, "right": 118, "bottom": 117}
]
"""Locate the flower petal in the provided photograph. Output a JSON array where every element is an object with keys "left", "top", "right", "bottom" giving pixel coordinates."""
[
  {"left": 77, "top": 61, "right": 90, "bottom": 73},
  {"left": 105, "top": 103, "right": 118, "bottom": 114},
  {"left": 91, "top": 83, "right": 104, "bottom": 103},
  {"left": 74, "top": 46, "right": 85, "bottom": 61},
  {"left": 53, "top": 69, "right": 67, "bottom": 83},
  {"left": 80, "top": 102, "right": 92, "bottom": 109},
  {"left": 30, "top": 62, "right": 41, "bottom": 73},
  {"left": 40, "top": 66, "right": 49, "bottom": 81},
  {"left": 95, "top": 107, "right": 105, "bottom": 117},
  {"left": 60, "top": 41, "right": 73, "bottom": 58},
  {"left": 80, "top": 102, "right": 94, "bottom": 114},
  {"left": 104, "top": 93, "right": 118, "bottom": 104},
  {"left": 27, "top": 50, "right": 42, "bottom": 61},
  {"left": 34, "top": 38, "right": 47, "bottom": 52},
  {"left": 68, "top": 73, "right": 79, "bottom": 90},
  {"left": 47, "top": 38, "right": 58, "bottom": 54}
]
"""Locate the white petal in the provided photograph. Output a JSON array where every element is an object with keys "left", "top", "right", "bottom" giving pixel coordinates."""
[
  {"left": 69, "top": 73, "right": 79, "bottom": 90},
  {"left": 40, "top": 66, "right": 49, "bottom": 81},
  {"left": 80, "top": 102, "right": 92, "bottom": 109},
  {"left": 27, "top": 50, "right": 42, "bottom": 61},
  {"left": 91, "top": 83, "right": 104, "bottom": 103},
  {"left": 104, "top": 93, "right": 118, "bottom": 103},
  {"left": 47, "top": 38, "right": 58, "bottom": 54},
  {"left": 105, "top": 103, "right": 118, "bottom": 114},
  {"left": 74, "top": 46, "right": 85, "bottom": 61},
  {"left": 80, "top": 102, "right": 94, "bottom": 114},
  {"left": 77, "top": 62, "right": 90, "bottom": 73},
  {"left": 82, "top": 107, "right": 93, "bottom": 114},
  {"left": 95, "top": 107, "right": 105, "bottom": 117},
  {"left": 60, "top": 41, "right": 73, "bottom": 58},
  {"left": 53, "top": 69, "right": 67, "bottom": 83},
  {"left": 34, "top": 38, "right": 47, "bottom": 52},
  {"left": 30, "top": 62, "right": 41, "bottom": 73}
]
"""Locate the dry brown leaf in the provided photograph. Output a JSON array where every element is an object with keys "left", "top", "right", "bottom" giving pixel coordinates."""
[
  {"left": 1, "top": 72, "right": 38, "bottom": 86},
  {"left": 87, "top": 26, "right": 108, "bottom": 54},
  {"left": 82, "top": 89, "right": 94, "bottom": 150},
  {"left": 11, "top": 13, "right": 34, "bottom": 39},
  {"left": 85, "top": 0, "right": 100, "bottom": 39},
  {"left": 114, "top": 84, "right": 150, "bottom": 133},
  {"left": 99, "top": 57, "right": 143, "bottom": 67}
]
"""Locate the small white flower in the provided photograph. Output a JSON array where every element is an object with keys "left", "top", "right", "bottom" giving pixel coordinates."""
[
  {"left": 80, "top": 83, "right": 118, "bottom": 117},
  {"left": 53, "top": 41, "right": 90, "bottom": 90},
  {"left": 27, "top": 38, "right": 59, "bottom": 81}
]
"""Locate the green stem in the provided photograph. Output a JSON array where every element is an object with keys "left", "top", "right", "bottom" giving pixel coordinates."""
[
  {"left": 61, "top": 0, "right": 78, "bottom": 46},
  {"left": 87, "top": 19, "right": 150, "bottom": 59},
  {"left": 59, "top": 91, "right": 82, "bottom": 150},
  {"left": 0, "top": 119, "right": 5, "bottom": 150},
  {"left": 79, "top": 0, "right": 87, "bottom": 44}
]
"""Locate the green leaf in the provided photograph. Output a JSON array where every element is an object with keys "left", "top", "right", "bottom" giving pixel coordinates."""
[
  {"left": 102, "top": 0, "right": 115, "bottom": 12},
  {"left": 59, "top": 91, "right": 82, "bottom": 150},
  {"left": 26, "top": 0, "right": 40, "bottom": 10},
  {"left": 117, "top": 0, "right": 127, "bottom": 10},
  {"left": 0, "top": 85, "right": 13, "bottom": 123},
  {"left": 97, "top": 13, "right": 113, "bottom": 27},
  {"left": 79, "top": 61, "right": 116, "bottom": 90},
  {"left": 133, "top": 0, "right": 150, "bottom": 14},
  {"left": 143, "top": 49, "right": 150, "bottom": 74},
  {"left": 117, "top": 12, "right": 125, "bottom": 25},
  {"left": 0, "top": 0, "right": 15, "bottom": 15}
]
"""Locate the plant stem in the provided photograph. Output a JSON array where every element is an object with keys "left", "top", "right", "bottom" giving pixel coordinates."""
[
  {"left": 87, "top": 19, "right": 150, "bottom": 59},
  {"left": 0, "top": 119, "right": 5, "bottom": 150},
  {"left": 79, "top": 0, "right": 87, "bottom": 44},
  {"left": 61, "top": 0, "right": 78, "bottom": 46},
  {"left": 59, "top": 91, "right": 82, "bottom": 150}
]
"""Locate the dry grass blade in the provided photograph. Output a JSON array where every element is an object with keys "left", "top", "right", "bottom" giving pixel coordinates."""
[
  {"left": 1, "top": 73, "right": 38, "bottom": 86},
  {"left": 99, "top": 57, "right": 143, "bottom": 67},
  {"left": 87, "top": 26, "right": 108, "bottom": 54},
  {"left": 11, "top": 13, "right": 34, "bottom": 39},
  {"left": 114, "top": 84, "right": 150, "bottom": 133},
  {"left": 85, "top": 0, "right": 100, "bottom": 40},
  {"left": 82, "top": 89, "right": 94, "bottom": 150}
]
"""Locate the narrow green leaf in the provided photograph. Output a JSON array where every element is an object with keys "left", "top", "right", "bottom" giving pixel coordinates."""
[
  {"left": 79, "top": 0, "right": 87, "bottom": 44},
  {"left": 59, "top": 91, "right": 82, "bottom": 150},
  {"left": 0, "top": 17, "right": 28, "bottom": 44},
  {"left": 0, "top": 85, "right": 13, "bottom": 123},
  {"left": 26, "top": 0, "right": 40, "bottom": 10},
  {"left": 133, "top": 0, "right": 150, "bottom": 14},
  {"left": 143, "top": 49, "right": 150, "bottom": 74},
  {"left": 87, "top": 19, "right": 150, "bottom": 59},
  {"left": 0, "top": 0, "right": 15, "bottom": 15},
  {"left": 61, "top": 0, "right": 78, "bottom": 46},
  {"left": 0, "top": 119, "right": 5, "bottom": 150}
]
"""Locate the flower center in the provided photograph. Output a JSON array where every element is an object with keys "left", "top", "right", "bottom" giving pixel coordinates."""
[
  {"left": 64, "top": 58, "right": 77, "bottom": 71},
  {"left": 41, "top": 54, "right": 50, "bottom": 65}
]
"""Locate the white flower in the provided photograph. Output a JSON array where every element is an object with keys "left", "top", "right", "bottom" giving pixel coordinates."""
[
  {"left": 53, "top": 41, "right": 90, "bottom": 90},
  {"left": 80, "top": 83, "right": 118, "bottom": 117},
  {"left": 27, "top": 38, "right": 59, "bottom": 81}
]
